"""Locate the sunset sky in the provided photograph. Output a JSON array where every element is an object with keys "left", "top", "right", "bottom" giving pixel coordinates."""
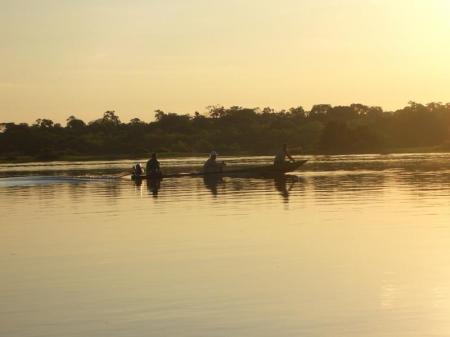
[{"left": 1, "top": 0, "right": 449, "bottom": 123}]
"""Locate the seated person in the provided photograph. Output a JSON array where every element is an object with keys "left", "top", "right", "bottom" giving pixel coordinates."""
[
  {"left": 132, "top": 163, "right": 144, "bottom": 176},
  {"left": 203, "top": 151, "right": 225, "bottom": 173}
]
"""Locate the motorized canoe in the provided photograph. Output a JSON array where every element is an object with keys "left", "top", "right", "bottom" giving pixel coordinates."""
[{"left": 131, "top": 160, "right": 307, "bottom": 180}]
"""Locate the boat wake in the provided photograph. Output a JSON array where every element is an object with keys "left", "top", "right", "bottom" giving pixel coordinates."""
[{"left": 0, "top": 175, "right": 120, "bottom": 187}]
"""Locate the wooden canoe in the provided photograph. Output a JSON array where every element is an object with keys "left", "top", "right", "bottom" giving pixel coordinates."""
[{"left": 131, "top": 160, "right": 307, "bottom": 180}]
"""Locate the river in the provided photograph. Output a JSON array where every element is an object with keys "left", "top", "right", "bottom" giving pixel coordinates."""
[{"left": 1, "top": 153, "right": 450, "bottom": 337}]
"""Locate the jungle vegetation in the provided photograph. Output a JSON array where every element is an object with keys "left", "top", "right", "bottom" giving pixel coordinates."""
[{"left": 1, "top": 102, "right": 449, "bottom": 161}]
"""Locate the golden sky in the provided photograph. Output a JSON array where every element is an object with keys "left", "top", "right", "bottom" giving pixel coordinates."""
[{"left": 1, "top": 0, "right": 449, "bottom": 123}]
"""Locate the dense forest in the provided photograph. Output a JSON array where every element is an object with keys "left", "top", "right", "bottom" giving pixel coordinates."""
[{"left": 1, "top": 102, "right": 450, "bottom": 161}]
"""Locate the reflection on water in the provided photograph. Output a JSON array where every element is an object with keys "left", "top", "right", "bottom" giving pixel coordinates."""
[
  {"left": 1, "top": 153, "right": 450, "bottom": 337},
  {"left": 203, "top": 175, "right": 223, "bottom": 196},
  {"left": 147, "top": 178, "right": 161, "bottom": 197}
]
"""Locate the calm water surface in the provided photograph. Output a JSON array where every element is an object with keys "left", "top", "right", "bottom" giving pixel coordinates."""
[{"left": 1, "top": 153, "right": 450, "bottom": 337}]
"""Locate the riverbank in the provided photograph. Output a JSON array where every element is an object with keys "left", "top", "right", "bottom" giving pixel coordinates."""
[
  {"left": 1, "top": 144, "right": 449, "bottom": 164},
  {"left": 0, "top": 152, "right": 209, "bottom": 164}
]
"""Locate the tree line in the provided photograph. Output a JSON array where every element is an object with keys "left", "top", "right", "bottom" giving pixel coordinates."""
[{"left": 1, "top": 102, "right": 450, "bottom": 161}]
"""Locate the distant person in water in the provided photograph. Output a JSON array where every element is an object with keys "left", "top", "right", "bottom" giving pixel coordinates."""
[
  {"left": 203, "top": 151, "right": 226, "bottom": 173},
  {"left": 274, "top": 144, "right": 295, "bottom": 167},
  {"left": 146, "top": 153, "right": 161, "bottom": 177}
]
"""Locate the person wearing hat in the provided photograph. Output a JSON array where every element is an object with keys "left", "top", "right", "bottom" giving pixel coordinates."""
[{"left": 203, "top": 151, "right": 226, "bottom": 173}]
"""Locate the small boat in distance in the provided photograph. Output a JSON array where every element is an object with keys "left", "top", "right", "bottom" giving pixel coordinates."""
[{"left": 131, "top": 160, "right": 307, "bottom": 180}]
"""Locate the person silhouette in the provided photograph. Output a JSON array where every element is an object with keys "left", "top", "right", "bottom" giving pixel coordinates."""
[
  {"left": 274, "top": 144, "right": 295, "bottom": 167},
  {"left": 146, "top": 153, "right": 162, "bottom": 178},
  {"left": 203, "top": 151, "right": 226, "bottom": 173}
]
